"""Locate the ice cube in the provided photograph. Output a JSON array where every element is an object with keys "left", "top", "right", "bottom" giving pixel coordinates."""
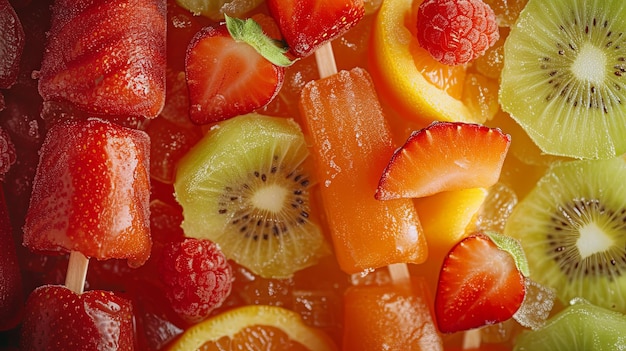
[
  {"left": 513, "top": 278, "right": 556, "bottom": 330},
  {"left": 475, "top": 182, "right": 518, "bottom": 233}
]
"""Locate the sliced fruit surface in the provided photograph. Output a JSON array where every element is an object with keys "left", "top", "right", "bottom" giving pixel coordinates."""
[
  {"left": 435, "top": 232, "right": 527, "bottom": 333},
  {"left": 299, "top": 67, "right": 428, "bottom": 274},
  {"left": 174, "top": 113, "right": 329, "bottom": 279},
  {"left": 504, "top": 157, "right": 626, "bottom": 312},
  {"left": 414, "top": 187, "right": 489, "bottom": 290},
  {"left": 514, "top": 301, "right": 626, "bottom": 351},
  {"left": 342, "top": 278, "right": 443, "bottom": 350},
  {"left": 266, "top": 0, "right": 365, "bottom": 58},
  {"left": 185, "top": 21, "right": 285, "bottom": 124},
  {"left": 166, "top": 305, "right": 338, "bottom": 351},
  {"left": 499, "top": 0, "right": 626, "bottom": 159},
  {"left": 369, "top": 0, "right": 476, "bottom": 124},
  {"left": 376, "top": 122, "right": 510, "bottom": 200}
]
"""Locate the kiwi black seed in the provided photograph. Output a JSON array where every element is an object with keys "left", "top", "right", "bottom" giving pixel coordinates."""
[
  {"left": 499, "top": 0, "right": 626, "bottom": 159},
  {"left": 174, "top": 113, "right": 330, "bottom": 279},
  {"left": 504, "top": 157, "right": 626, "bottom": 312},
  {"left": 217, "top": 165, "right": 312, "bottom": 241}
]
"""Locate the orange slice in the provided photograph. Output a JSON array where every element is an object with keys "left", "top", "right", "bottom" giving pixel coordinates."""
[
  {"left": 414, "top": 187, "right": 488, "bottom": 290},
  {"left": 167, "top": 305, "right": 338, "bottom": 351},
  {"left": 414, "top": 187, "right": 489, "bottom": 256},
  {"left": 369, "top": 0, "right": 476, "bottom": 124}
]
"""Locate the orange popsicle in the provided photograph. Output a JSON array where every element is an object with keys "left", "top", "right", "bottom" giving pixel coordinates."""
[
  {"left": 299, "top": 67, "right": 427, "bottom": 274},
  {"left": 342, "top": 277, "right": 443, "bottom": 350}
]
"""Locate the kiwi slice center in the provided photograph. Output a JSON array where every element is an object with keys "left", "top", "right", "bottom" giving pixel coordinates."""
[
  {"left": 571, "top": 43, "right": 607, "bottom": 84},
  {"left": 251, "top": 184, "right": 289, "bottom": 213},
  {"left": 577, "top": 222, "right": 614, "bottom": 259},
  {"left": 550, "top": 197, "right": 626, "bottom": 278}
]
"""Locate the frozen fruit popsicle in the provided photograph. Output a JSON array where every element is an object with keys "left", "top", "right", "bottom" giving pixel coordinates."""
[
  {"left": 342, "top": 277, "right": 443, "bottom": 350},
  {"left": 299, "top": 67, "right": 428, "bottom": 274},
  {"left": 23, "top": 118, "right": 152, "bottom": 271},
  {"left": 37, "top": 0, "right": 166, "bottom": 119},
  {"left": 20, "top": 285, "right": 135, "bottom": 351}
]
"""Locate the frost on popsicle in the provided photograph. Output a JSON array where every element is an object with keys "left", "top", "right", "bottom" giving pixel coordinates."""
[
  {"left": 23, "top": 118, "right": 152, "bottom": 268},
  {"left": 36, "top": 0, "right": 166, "bottom": 119}
]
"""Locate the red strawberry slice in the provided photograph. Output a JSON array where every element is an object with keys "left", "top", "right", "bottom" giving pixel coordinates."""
[
  {"left": 0, "top": 0, "right": 25, "bottom": 89},
  {"left": 37, "top": 0, "right": 166, "bottom": 119},
  {"left": 375, "top": 122, "right": 510, "bottom": 200},
  {"left": 435, "top": 232, "right": 528, "bottom": 333},
  {"left": 20, "top": 285, "right": 134, "bottom": 351},
  {"left": 184, "top": 18, "right": 286, "bottom": 124},
  {"left": 267, "top": 0, "right": 365, "bottom": 58},
  {"left": 23, "top": 118, "right": 151, "bottom": 267}
]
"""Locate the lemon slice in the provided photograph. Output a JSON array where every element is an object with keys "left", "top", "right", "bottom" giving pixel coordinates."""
[
  {"left": 167, "top": 305, "right": 338, "bottom": 351},
  {"left": 369, "top": 0, "right": 477, "bottom": 124}
]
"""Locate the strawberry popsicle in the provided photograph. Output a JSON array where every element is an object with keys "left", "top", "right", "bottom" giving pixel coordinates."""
[
  {"left": 36, "top": 0, "right": 166, "bottom": 119},
  {"left": 20, "top": 285, "right": 135, "bottom": 351},
  {"left": 299, "top": 67, "right": 428, "bottom": 274},
  {"left": 23, "top": 118, "right": 152, "bottom": 269}
]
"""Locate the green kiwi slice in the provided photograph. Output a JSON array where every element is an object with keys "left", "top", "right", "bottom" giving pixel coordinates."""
[
  {"left": 499, "top": 0, "right": 626, "bottom": 160},
  {"left": 513, "top": 300, "right": 626, "bottom": 350},
  {"left": 174, "top": 113, "right": 330, "bottom": 279},
  {"left": 504, "top": 157, "right": 626, "bottom": 312}
]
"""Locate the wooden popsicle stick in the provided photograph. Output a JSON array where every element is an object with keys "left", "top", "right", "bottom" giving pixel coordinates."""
[
  {"left": 314, "top": 42, "right": 339, "bottom": 79},
  {"left": 388, "top": 263, "right": 411, "bottom": 284},
  {"left": 65, "top": 251, "right": 89, "bottom": 294},
  {"left": 462, "top": 328, "right": 482, "bottom": 349}
]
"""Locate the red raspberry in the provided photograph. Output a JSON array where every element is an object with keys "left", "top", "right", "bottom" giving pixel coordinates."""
[
  {"left": 158, "top": 238, "right": 233, "bottom": 324},
  {"left": 417, "top": 0, "right": 499, "bottom": 65}
]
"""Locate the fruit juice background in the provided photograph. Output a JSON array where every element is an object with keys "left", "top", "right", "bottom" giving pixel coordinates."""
[{"left": 1, "top": 0, "right": 544, "bottom": 349}]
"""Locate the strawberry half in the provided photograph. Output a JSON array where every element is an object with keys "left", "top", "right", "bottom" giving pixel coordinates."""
[
  {"left": 20, "top": 285, "right": 134, "bottom": 351},
  {"left": 375, "top": 122, "right": 510, "bottom": 200},
  {"left": 37, "top": 0, "right": 166, "bottom": 118},
  {"left": 185, "top": 15, "right": 289, "bottom": 125},
  {"left": 435, "top": 232, "right": 528, "bottom": 333},
  {"left": 267, "top": 0, "right": 365, "bottom": 58},
  {"left": 23, "top": 118, "right": 151, "bottom": 267}
]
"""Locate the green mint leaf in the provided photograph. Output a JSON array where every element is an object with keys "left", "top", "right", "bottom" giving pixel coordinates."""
[{"left": 225, "top": 14, "right": 294, "bottom": 67}]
